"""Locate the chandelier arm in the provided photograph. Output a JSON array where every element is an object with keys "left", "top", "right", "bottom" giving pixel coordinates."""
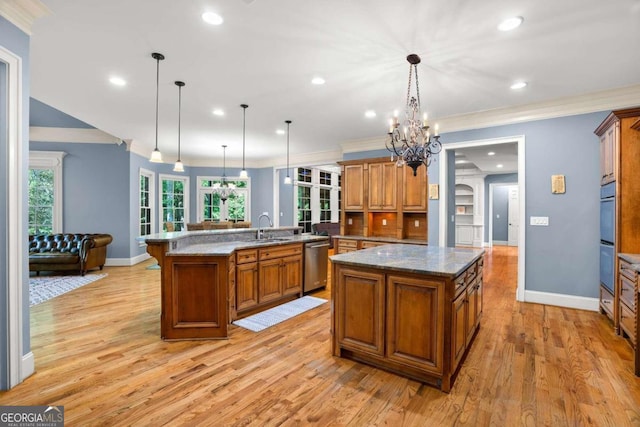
[{"left": 406, "top": 63, "right": 413, "bottom": 108}]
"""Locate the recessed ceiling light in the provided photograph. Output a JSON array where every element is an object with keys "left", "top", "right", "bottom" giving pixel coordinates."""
[
  {"left": 510, "top": 81, "right": 528, "bottom": 90},
  {"left": 487, "top": 151, "right": 495, "bottom": 156},
  {"left": 311, "top": 77, "right": 325, "bottom": 85},
  {"left": 276, "top": 129, "right": 286, "bottom": 135},
  {"left": 498, "top": 16, "right": 523, "bottom": 31},
  {"left": 109, "top": 76, "right": 126, "bottom": 86},
  {"left": 212, "top": 109, "right": 225, "bottom": 116},
  {"left": 202, "top": 12, "right": 224, "bottom": 25},
  {"left": 497, "top": 164, "right": 504, "bottom": 168},
  {"left": 365, "top": 110, "right": 376, "bottom": 118}
]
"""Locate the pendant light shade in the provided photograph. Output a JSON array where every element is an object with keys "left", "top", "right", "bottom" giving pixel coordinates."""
[
  {"left": 239, "top": 104, "right": 249, "bottom": 178},
  {"left": 284, "top": 120, "right": 292, "bottom": 184},
  {"left": 149, "top": 52, "right": 165, "bottom": 163},
  {"left": 173, "top": 81, "right": 185, "bottom": 172}
]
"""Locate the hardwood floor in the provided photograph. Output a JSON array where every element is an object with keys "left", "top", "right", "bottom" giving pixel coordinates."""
[{"left": 2, "top": 246, "right": 640, "bottom": 426}]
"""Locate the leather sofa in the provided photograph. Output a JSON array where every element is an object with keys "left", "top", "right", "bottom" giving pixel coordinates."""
[
  {"left": 29, "top": 233, "right": 113, "bottom": 276},
  {"left": 312, "top": 222, "right": 340, "bottom": 249}
]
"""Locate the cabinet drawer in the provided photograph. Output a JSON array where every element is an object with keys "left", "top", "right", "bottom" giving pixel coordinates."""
[
  {"left": 454, "top": 272, "right": 467, "bottom": 296},
  {"left": 360, "top": 241, "right": 390, "bottom": 249},
  {"left": 337, "top": 239, "right": 359, "bottom": 253},
  {"left": 620, "top": 302, "right": 636, "bottom": 346},
  {"left": 259, "top": 243, "right": 302, "bottom": 261},
  {"left": 619, "top": 258, "right": 639, "bottom": 281},
  {"left": 236, "top": 249, "right": 258, "bottom": 264},
  {"left": 600, "top": 285, "right": 614, "bottom": 320},
  {"left": 620, "top": 274, "right": 636, "bottom": 312}
]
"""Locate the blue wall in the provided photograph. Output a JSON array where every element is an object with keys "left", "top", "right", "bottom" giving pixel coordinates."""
[
  {"left": 484, "top": 173, "right": 518, "bottom": 242},
  {"left": 278, "top": 169, "right": 294, "bottom": 226},
  {"left": 251, "top": 167, "right": 274, "bottom": 225},
  {"left": 492, "top": 185, "right": 510, "bottom": 242},
  {"left": 0, "top": 14, "right": 31, "bottom": 389},
  {"left": 30, "top": 98, "right": 95, "bottom": 128}
]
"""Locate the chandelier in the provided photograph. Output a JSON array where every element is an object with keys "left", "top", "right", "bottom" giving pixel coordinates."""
[
  {"left": 213, "top": 144, "right": 236, "bottom": 204},
  {"left": 386, "top": 54, "right": 442, "bottom": 176}
]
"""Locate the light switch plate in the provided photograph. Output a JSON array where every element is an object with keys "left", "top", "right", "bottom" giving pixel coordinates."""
[
  {"left": 414, "top": 220, "right": 420, "bottom": 227},
  {"left": 382, "top": 219, "right": 387, "bottom": 226},
  {"left": 530, "top": 216, "right": 549, "bottom": 226}
]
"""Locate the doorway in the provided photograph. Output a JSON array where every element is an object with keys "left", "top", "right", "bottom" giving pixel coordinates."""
[
  {"left": 439, "top": 135, "right": 526, "bottom": 301},
  {"left": 488, "top": 183, "right": 519, "bottom": 247}
]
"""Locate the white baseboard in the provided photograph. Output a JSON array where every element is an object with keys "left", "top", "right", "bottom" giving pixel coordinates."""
[
  {"left": 492, "top": 240, "right": 508, "bottom": 246},
  {"left": 105, "top": 253, "right": 151, "bottom": 267},
  {"left": 22, "top": 351, "right": 34, "bottom": 380},
  {"left": 524, "top": 290, "right": 599, "bottom": 312}
]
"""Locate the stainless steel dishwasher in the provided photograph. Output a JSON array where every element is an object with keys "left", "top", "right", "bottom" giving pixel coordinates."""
[{"left": 304, "top": 240, "right": 329, "bottom": 293}]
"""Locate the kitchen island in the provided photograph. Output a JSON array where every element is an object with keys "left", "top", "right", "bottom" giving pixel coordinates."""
[
  {"left": 330, "top": 244, "right": 485, "bottom": 392},
  {"left": 144, "top": 227, "right": 328, "bottom": 340}
]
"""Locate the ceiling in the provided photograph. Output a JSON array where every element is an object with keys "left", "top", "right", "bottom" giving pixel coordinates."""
[
  {"left": 29, "top": 0, "right": 640, "bottom": 168},
  {"left": 455, "top": 143, "right": 518, "bottom": 174}
]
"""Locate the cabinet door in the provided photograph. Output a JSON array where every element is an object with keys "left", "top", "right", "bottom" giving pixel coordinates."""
[
  {"left": 282, "top": 255, "right": 303, "bottom": 296},
  {"left": 343, "top": 164, "right": 364, "bottom": 210},
  {"left": 402, "top": 164, "right": 428, "bottom": 211},
  {"left": 386, "top": 275, "right": 444, "bottom": 374},
  {"left": 259, "top": 258, "right": 283, "bottom": 303},
  {"left": 368, "top": 162, "right": 397, "bottom": 210},
  {"left": 600, "top": 124, "right": 616, "bottom": 185},
  {"left": 335, "top": 267, "right": 385, "bottom": 356},
  {"left": 466, "top": 280, "right": 479, "bottom": 345},
  {"left": 451, "top": 291, "right": 467, "bottom": 370},
  {"left": 236, "top": 262, "right": 258, "bottom": 311}
]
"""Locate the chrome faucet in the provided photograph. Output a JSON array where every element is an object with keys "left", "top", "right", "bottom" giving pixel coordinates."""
[{"left": 257, "top": 213, "right": 273, "bottom": 239}]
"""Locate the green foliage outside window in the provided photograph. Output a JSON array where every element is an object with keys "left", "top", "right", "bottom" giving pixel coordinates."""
[{"left": 28, "top": 169, "right": 54, "bottom": 234}]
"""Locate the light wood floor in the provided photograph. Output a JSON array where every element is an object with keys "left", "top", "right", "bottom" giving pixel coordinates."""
[{"left": 2, "top": 246, "right": 640, "bottom": 426}]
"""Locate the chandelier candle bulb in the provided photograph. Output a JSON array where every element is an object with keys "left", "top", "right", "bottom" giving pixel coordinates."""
[
  {"left": 435, "top": 123, "right": 439, "bottom": 136},
  {"left": 389, "top": 119, "right": 394, "bottom": 133},
  {"left": 423, "top": 112, "right": 428, "bottom": 127}
]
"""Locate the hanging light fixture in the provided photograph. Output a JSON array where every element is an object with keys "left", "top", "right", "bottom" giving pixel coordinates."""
[
  {"left": 173, "top": 81, "right": 185, "bottom": 172},
  {"left": 149, "top": 52, "right": 165, "bottom": 163},
  {"left": 239, "top": 104, "right": 249, "bottom": 178},
  {"left": 284, "top": 120, "right": 292, "bottom": 184},
  {"left": 386, "top": 53, "right": 442, "bottom": 176},
  {"left": 212, "top": 145, "right": 236, "bottom": 204}
]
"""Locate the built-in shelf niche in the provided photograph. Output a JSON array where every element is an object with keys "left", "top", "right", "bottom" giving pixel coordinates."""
[
  {"left": 455, "top": 184, "right": 474, "bottom": 225},
  {"left": 344, "top": 212, "right": 364, "bottom": 235},
  {"left": 402, "top": 213, "right": 427, "bottom": 239},
  {"left": 369, "top": 212, "right": 397, "bottom": 238}
]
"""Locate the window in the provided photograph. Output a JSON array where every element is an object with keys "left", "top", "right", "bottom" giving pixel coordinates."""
[
  {"left": 29, "top": 151, "right": 65, "bottom": 234},
  {"left": 297, "top": 185, "right": 312, "bottom": 233},
  {"left": 198, "top": 177, "right": 250, "bottom": 223},
  {"left": 293, "top": 166, "right": 341, "bottom": 233},
  {"left": 139, "top": 168, "right": 155, "bottom": 237},
  {"left": 159, "top": 174, "right": 189, "bottom": 232}
]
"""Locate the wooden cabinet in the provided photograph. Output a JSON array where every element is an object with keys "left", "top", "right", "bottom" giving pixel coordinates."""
[
  {"left": 339, "top": 157, "right": 428, "bottom": 241},
  {"left": 599, "top": 124, "right": 617, "bottom": 185},
  {"left": 161, "top": 255, "right": 229, "bottom": 340},
  {"left": 595, "top": 108, "right": 640, "bottom": 331},
  {"left": 336, "top": 238, "right": 358, "bottom": 254},
  {"left": 618, "top": 256, "right": 638, "bottom": 376},
  {"left": 343, "top": 164, "right": 365, "bottom": 210},
  {"left": 236, "top": 249, "right": 259, "bottom": 311},
  {"left": 228, "top": 256, "right": 237, "bottom": 322},
  {"left": 235, "top": 243, "right": 303, "bottom": 318},
  {"left": 332, "top": 256, "right": 483, "bottom": 392},
  {"left": 368, "top": 162, "right": 397, "bottom": 210},
  {"left": 402, "top": 164, "right": 427, "bottom": 211}
]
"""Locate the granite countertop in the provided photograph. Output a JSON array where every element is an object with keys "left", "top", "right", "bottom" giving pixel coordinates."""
[
  {"left": 166, "top": 234, "right": 328, "bottom": 256},
  {"left": 143, "top": 226, "right": 302, "bottom": 243},
  {"left": 330, "top": 244, "right": 484, "bottom": 277},
  {"left": 619, "top": 253, "right": 640, "bottom": 272},
  {"left": 334, "top": 235, "right": 428, "bottom": 245}
]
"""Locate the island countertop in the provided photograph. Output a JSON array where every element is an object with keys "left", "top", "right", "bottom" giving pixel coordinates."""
[
  {"left": 166, "top": 234, "right": 329, "bottom": 256},
  {"left": 330, "top": 244, "right": 485, "bottom": 277}
]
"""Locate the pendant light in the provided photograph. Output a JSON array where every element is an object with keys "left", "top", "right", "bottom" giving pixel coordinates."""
[
  {"left": 239, "top": 104, "right": 249, "bottom": 178},
  {"left": 149, "top": 52, "right": 165, "bottom": 163},
  {"left": 284, "top": 120, "right": 292, "bottom": 184},
  {"left": 173, "top": 81, "right": 185, "bottom": 172}
]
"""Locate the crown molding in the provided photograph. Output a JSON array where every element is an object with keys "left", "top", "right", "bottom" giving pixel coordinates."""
[
  {"left": 340, "top": 84, "right": 640, "bottom": 154},
  {"left": 30, "top": 126, "right": 121, "bottom": 144},
  {"left": 0, "top": 0, "right": 50, "bottom": 35},
  {"left": 257, "top": 149, "right": 343, "bottom": 169}
]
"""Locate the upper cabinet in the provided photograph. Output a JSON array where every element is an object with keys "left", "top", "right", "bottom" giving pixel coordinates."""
[
  {"left": 599, "top": 123, "right": 617, "bottom": 185},
  {"left": 343, "top": 164, "right": 364, "bottom": 211},
  {"left": 368, "top": 162, "right": 397, "bottom": 210},
  {"left": 338, "top": 157, "right": 429, "bottom": 241}
]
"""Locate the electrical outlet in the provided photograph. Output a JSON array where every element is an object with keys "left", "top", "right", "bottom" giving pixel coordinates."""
[
  {"left": 414, "top": 220, "right": 420, "bottom": 227},
  {"left": 348, "top": 218, "right": 353, "bottom": 225},
  {"left": 530, "top": 216, "right": 549, "bottom": 226},
  {"left": 382, "top": 219, "right": 387, "bottom": 226}
]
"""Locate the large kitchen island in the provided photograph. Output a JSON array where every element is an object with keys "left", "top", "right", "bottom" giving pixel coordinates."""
[{"left": 330, "top": 244, "right": 485, "bottom": 392}]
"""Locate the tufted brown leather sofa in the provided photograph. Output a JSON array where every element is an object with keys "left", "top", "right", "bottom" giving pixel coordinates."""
[{"left": 29, "top": 233, "right": 113, "bottom": 276}]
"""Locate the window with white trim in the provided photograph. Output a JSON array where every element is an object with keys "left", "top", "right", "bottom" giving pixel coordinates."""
[
  {"left": 159, "top": 174, "right": 189, "bottom": 231},
  {"left": 294, "top": 166, "right": 341, "bottom": 233},
  {"left": 139, "top": 168, "right": 155, "bottom": 237},
  {"left": 197, "top": 177, "right": 250, "bottom": 222},
  {"left": 28, "top": 151, "right": 65, "bottom": 234}
]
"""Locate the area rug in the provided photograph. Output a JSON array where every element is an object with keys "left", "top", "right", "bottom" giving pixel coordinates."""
[
  {"left": 29, "top": 273, "right": 107, "bottom": 306},
  {"left": 233, "top": 296, "right": 327, "bottom": 332}
]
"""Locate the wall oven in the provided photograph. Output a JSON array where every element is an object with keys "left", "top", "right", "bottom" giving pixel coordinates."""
[{"left": 600, "top": 182, "right": 615, "bottom": 294}]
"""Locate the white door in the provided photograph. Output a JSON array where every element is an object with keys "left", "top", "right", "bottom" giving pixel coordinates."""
[{"left": 507, "top": 186, "right": 519, "bottom": 246}]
